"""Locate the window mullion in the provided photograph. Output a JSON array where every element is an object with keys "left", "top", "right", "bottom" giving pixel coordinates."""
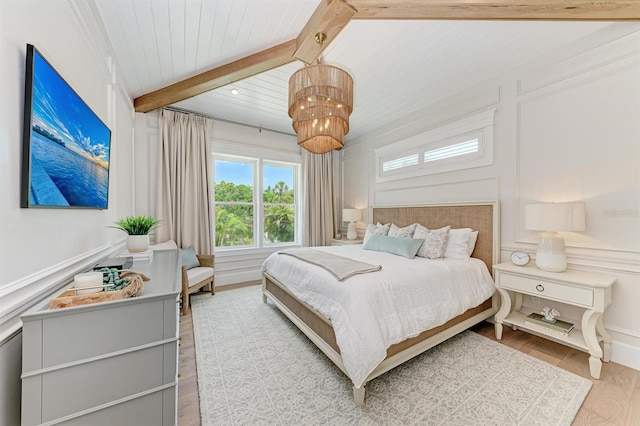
[{"left": 257, "top": 158, "right": 263, "bottom": 248}]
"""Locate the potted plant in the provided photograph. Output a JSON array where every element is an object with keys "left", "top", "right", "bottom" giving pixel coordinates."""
[{"left": 110, "top": 215, "right": 161, "bottom": 252}]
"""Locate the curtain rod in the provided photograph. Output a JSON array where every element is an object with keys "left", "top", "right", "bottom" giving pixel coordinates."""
[{"left": 161, "top": 107, "right": 295, "bottom": 137}]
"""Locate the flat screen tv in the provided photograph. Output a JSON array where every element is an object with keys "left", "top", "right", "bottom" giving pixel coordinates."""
[{"left": 21, "top": 44, "right": 111, "bottom": 209}]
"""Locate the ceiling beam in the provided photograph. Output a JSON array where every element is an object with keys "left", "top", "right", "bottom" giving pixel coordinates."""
[
  {"left": 348, "top": 1, "right": 640, "bottom": 21},
  {"left": 134, "top": 39, "right": 298, "bottom": 113},
  {"left": 135, "top": 0, "right": 639, "bottom": 113},
  {"left": 294, "top": 0, "right": 357, "bottom": 64}
]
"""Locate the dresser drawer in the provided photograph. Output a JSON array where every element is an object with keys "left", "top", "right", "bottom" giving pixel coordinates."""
[{"left": 499, "top": 273, "right": 594, "bottom": 307}]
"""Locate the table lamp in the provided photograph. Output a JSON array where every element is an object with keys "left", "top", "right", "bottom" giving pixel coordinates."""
[
  {"left": 525, "top": 202, "right": 586, "bottom": 272},
  {"left": 342, "top": 209, "right": 362, "bottom": 240}
]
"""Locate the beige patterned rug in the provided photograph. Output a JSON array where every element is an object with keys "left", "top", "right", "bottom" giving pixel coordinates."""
[{"left": 191, "top": 285, "right": 591, "bottom": 425}]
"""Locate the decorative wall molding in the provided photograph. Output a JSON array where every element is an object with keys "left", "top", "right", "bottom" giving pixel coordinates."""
[
  {"left": 518, "top": 31, "right": 640, "bottom": 96},
  {"left": 514, "top": 34, "right": 640, "bottom": 255},
  {"left": 63, "top": 0, "right": 131, "bottom": 104},
  {"left": 373, "top": 110, "right": 495, "bottom": 183},
  {"left": 500, "top": 246, "right": 640, "bottom": 275},
  {"left": 374, "top": 177, "right": 499, "bottom": 207},
  {"left": 216, "top": 270, "right": 262, "bottom": 287},
  {"left": 347, "top": 86, "right": 500, "bottom": 151},
  {"left": 214, "top": 234, "right": 302, "bottom": 287},
  {"left": 0, "top": 243, "right": 123, "bottom": 344}
]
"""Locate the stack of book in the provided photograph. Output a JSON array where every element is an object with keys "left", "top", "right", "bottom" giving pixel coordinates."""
[
  {"left": 121, "top": 249, "right": 154, "bottom": 262},
  {"left": 525, "top": 313, "right": 575, "bottom": 337}
]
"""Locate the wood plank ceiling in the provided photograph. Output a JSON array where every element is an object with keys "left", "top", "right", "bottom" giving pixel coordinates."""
[{"left": 94, "top": 0, "right": 640, "bottom": 141}]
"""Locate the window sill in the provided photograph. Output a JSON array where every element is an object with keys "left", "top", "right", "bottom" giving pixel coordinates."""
[{"left": 214, "top": 244, "right": 302, "bottom": 258}]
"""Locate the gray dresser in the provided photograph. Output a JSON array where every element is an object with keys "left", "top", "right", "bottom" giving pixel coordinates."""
[{"left": 21, "top": 249, "right": 181, "bottom": 426}]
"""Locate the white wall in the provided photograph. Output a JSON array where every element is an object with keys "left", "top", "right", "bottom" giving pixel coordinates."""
[
  {"left": 0, "top": 1, "right": 135, "bottom": 424},
  {"left": 342, "top": 23, "right": 640, "bottom": 371}
]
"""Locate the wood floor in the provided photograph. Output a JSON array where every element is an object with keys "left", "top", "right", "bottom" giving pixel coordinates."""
[{"left": 178, "top": 289, "right": 640, "bottom": 426}]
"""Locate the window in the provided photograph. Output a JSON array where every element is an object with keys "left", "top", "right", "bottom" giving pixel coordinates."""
[
  {"left": 375, "top": 110, "right": 494, "bottom": 182},
  {"left": 263, "top": 164, "right": 296, "bottom": 245},
  {"left": 214, "top": 158, "right": 255, "bottom": 247},
  {"left": 214, "top": 155, "right": 298, "bottom": 249},
  {"left": 424, "top": 137, "right": 479, "bottom": 163},
  {"left": 381, "top": 151, "right": 420, "bottom": 173}
]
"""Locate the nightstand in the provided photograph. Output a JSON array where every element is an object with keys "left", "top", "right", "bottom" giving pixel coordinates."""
[
  {"left": 493, "top": 262, "right": 615, "bottom": 379},
  {"left": 331, "top": 238, "right": 363, "bottom": 246}
]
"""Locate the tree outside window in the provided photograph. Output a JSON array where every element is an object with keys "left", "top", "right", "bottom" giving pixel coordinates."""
[
  {"left": 214, "top": 159, "right": 255, "bottom": 247},
  {"left": 214, "top": 157, "right": 297, "bottom": 248},
  {"left": 263, "top": 164, "right": 295, "bottom": 244}
]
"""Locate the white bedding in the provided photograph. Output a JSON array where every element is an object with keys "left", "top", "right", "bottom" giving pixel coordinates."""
[{"left": 261, "top": 244, "right": 496, "bottom": 389}]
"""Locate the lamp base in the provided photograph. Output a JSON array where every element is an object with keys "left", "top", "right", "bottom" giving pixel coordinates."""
[
  {"left": 535, "top": 231, "right": 567, "bottom": 272},
  {"left": 347, "top": 222, "right": 357, "bottom": 240},
  {"left": 535, "top": 252, "right": 567, "bottom": 272}
]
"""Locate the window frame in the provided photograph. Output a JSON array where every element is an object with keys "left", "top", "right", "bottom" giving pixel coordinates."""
[
  {"left": 375, "top": 110, "right": 495, "bottom": 183},
  {"left": 213, "top": 153, "right": 300, "bottom": 252}
]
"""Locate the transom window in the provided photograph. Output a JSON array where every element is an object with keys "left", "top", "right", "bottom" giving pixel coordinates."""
[{"left": 376, "top": 110, "right": 495, "bottom": 182}]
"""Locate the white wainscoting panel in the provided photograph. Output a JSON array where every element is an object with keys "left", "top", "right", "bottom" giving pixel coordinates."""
[
  {"left": 374, "top": 177, "right": 499, "bottom": 207},
  {"left": 517, "top": 48, "right": 640, "bottom": 253}
]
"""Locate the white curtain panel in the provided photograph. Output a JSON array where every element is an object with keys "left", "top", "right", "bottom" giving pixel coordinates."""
[
  {"left": 302, "top": 150, "right": 340, "bottom": 247},
  {"left": 156, "top": 109, "right": 213, "bottom": 254}
]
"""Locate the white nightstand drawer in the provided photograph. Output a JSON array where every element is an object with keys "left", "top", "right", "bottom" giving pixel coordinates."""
[{"left": 500, "top": 273, "right": 594, "bottom": 307}]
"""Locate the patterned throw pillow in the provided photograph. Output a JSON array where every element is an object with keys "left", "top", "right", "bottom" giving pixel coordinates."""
[
  {"left": 363, "top": 222, "right": 391, "bottom": 244},
  {"left": 388, "top": 223, "right": 418, "bottom": 238},
  {"left": 413, "top": 224, "right": 451, "bottom": 259}
]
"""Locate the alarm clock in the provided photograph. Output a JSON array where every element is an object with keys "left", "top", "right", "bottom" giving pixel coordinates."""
[{"left": 510, "top": 251, "right": 531, "bottom": 266}]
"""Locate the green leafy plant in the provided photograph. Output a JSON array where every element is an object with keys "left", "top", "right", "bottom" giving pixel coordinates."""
[{"left": 110, "top": 215, "right": 161, "bottom": 235}]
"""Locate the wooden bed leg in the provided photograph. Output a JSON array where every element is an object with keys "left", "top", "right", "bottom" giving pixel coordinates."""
[
  {"left": 353, "top": 385, "right": 365, "bottom": 406},
  {"left": 262, "top": 293, "right": 267, "bottom": 303}
]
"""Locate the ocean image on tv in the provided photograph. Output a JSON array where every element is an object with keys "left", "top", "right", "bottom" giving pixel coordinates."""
[{"left": 28, "top": 50, "right": 111, "bottom": 208}]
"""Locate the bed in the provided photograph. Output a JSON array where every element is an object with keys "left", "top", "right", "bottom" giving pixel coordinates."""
[{"left": 261, "top": 202, "right": 500, "bottom": 405}]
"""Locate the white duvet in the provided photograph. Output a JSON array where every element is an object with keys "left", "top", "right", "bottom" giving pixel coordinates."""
[{"left": 261, "top": 245, "right": 496, "bottom": 389}]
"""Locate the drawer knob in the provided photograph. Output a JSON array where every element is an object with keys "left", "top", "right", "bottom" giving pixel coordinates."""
[{"left": 536, "top": 284, "right": 544, "bottom": 292}]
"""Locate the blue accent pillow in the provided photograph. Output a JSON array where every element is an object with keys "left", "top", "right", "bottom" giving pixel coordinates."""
[
  {"left": 181, "top": 247, "right": 200, "bottom": 269},
  {"left": 362, "top": 234, "right": 424, "bottom": 259}
]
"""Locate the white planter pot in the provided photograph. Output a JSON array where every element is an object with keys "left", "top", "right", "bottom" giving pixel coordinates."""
[{"left": 126, "top": 235, "right": 150, "bottom": 252}]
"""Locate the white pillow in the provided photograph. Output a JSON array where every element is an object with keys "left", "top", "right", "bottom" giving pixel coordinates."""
[
  {"left": 413, "top": 224, "right": 450, "bottom": 259},
  {"left": 467, "top": 231, "right": 479, "bottom": 256},
  {"left": 363, "top": 222, "right": 391, "bottom": 244},
  {"left": 388, "top": 223, "right": 417, "bottom": 238},
  {"left": 444, "top": 228, "right": 473, "bottom": 260}
]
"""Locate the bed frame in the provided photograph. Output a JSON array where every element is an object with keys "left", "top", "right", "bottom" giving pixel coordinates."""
[{"left": 262, "top": 201, "right": 500, "bottom": 405}]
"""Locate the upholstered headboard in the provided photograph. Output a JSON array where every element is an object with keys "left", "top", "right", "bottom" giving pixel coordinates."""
[{"left": 372, "top": 202, "right": 500, "bottom": 274}]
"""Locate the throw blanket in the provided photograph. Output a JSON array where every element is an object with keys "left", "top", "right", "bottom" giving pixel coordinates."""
[{"left": 279, "top": 248, "right": 381, "bottom": 281}]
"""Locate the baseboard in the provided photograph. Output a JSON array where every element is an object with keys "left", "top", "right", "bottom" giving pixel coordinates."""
[{"left": 611, "top": 340, "right": 640, "bottom": 371}]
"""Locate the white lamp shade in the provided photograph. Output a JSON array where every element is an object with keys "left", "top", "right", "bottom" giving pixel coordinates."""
[
  {"left": 342, "top": 209, "right": 361, "bottom": 223},
  {"left": 525, "top": 202, "right": 586, "bottom": 232}
]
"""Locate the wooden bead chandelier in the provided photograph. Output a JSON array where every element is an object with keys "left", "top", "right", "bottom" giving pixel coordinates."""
[{"left": 288, "top": 34, "right": 353, "bottom": 154}]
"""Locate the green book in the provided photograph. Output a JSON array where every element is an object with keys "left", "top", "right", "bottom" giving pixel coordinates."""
[{"left": 525, "top": 313, "right": 574, "bottom": 335}]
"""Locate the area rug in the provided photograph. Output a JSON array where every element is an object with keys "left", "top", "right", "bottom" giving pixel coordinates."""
[{"left": 191, "top": 285, "right": 591, "bottom": 425}]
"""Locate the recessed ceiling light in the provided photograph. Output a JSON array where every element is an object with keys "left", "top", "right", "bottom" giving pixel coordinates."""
[{"left": 230, "top": 88, "right": 239, "bottom": 95}]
